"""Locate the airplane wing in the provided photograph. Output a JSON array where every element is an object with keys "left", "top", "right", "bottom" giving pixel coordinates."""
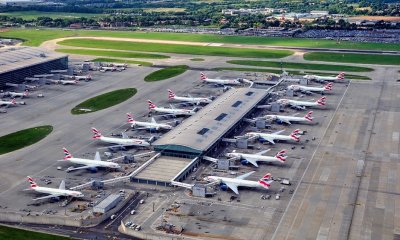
[
  {"left": 264, "top": 137, "right": 275, "bottom": 145},
  {"left": 278, "top": 118, "right": 291, "bottom": 125},
  {"left": 243, "top": 157, "right": 259, "bottom": 167},
  {"left": 151, "top": 117, "right": 157, "bottom": 124},
  {"left": 225, "top": 182, "right": 239, "bottom": 195},
  {"left": 291, "top": 113, "right": 299, "bottom": 117},
  {"left": 94, "top": 151, "right": 101, "bottom": 161},
  {"left": 236, "top": 171, "right": 255, "bottom": 180},
  {"left": 255, "top": 149, "right": 270, "bottom": 155},
  {"left": 121, "top": 132, "right": 129, "bottom": 139},
  {"left": 271, "top": 129, "right": 285, "bottom": 135},
  {"left": 106, "top": 155, "right": 125, "bottom": 162},
  {"left": 33, "top": 194, "right": 62, "bottom": 201}
]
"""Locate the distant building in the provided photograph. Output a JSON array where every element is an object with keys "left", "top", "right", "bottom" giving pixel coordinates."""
[
  {"left": 93, "top": 194, "right": 121, "bottom": 214},
  {"left": 310, "top": 10, "right": 329, "bottom": 17}
]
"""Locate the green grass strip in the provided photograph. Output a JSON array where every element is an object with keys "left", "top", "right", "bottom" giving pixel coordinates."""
[
  {"left": 91, "top": 58, "right": 152, "bottom": 67},
  {"left": 56, "top": 48, "right": 168, "bottom": 59},
  {"left": 213, "top": 67, "right": 371, "bottom": 80},
  {"left": 227, "top": 60, "right": 373, "bottom": 72},
  {"left": 58, "top": 39, "right": 293, "bottom": 59},
  {"left": 0, "top": 225, "right": 73, "bottom": 240},
  {"left": 71, "top": 88, "right": 137, "bottom": 115},
  {"left": 144, "top": 65, "right": 189, "bottom": 82},
  {"left": 1, "top": 29, "right": 399, "bottom": 51},
  {"left": 0, "top": 126, "right": 53, "bottom": 155},
  {"left": 304, "top": 52, "right": 400, "bottom": 65}
]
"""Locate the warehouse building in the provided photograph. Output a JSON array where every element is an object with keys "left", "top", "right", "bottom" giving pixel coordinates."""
[
  {"left": 93, "top": 194, "right": 121, "bottom": 214},
  {"left": 131, "top": 88, "right": 269, "bottom": 186},
  {"left": 0, "top": 47, "right": 68, "bottom": 89}
]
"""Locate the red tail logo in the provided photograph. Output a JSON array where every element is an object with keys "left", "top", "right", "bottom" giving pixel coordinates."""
[
  {"left": 91, "top": 127, "right": 102, "bottom": 139},
  {"left": 168, "top": 89, "right": 175, "bottom": 99},
  {"left": 127, "top": 113, "right": 134, "bottom": 123},
  {"left": 317, "top": 97, "right": 326, "bottom": 106},
  {"left": 11, "top": 98, "right": 16, "bottom": 105},
  {"left": 147, "top": 100, "right": 156, "bottom": 109},
  {"left": 63, "top": 147, "right": 72, "bottom": 160},
  {"left": 258, "top": 179, "right": 271, "bottom": 188},
  {"left": 290, "top": 130, "right": 300, "bottom": 141},
  {"left": 304, "top": 111, "right": 313, "bottom": 121},
  {"left": 27, "top": 176, "right": 37, "bottom": 188},
  {"left": 23, "top": 90, "right": 29, "bottom": 96},
  {"left": 337, "top": 72, "right": 345, "bottom": 79},
  {"left": 200, "top": 72, "right": 207, "bottom": 81},
  {"left": 324, "top": 83, "right": 333, "bottom": 90}
]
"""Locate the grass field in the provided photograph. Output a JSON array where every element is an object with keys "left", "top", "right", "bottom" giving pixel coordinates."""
[
  {"left": 56, "top": 48, "right": 169, "bottom": 59},
  {"left": 227, "top": 60, "right": 374, "bottom": 72},
  {"left": 0, "top": 126, "right": 53, "bottom": 155},
  {"left": 91, "top": 58, "right": 152, "bottom": 66},
  {"left": 0, "top": 225, "right": 72, "bottom": 240},
  {"left": 304, "top": 52, "right": 400, "bottom": 65},
  {"left": 58, "top": 39, "right": 293, "bottom": 59},
  {"left": 1, "top": 29, "right": 397, "bottom": 51},
  {"left": 144, "top": 65, "right": 189, "bottom": 82},
  {"left": 71, "top": 88, "right": 137, "bottom": 114},
  {"left": 0, "top": 11, "right": 103, "bottom": 20},
  {"left": 213, "top": 67, "right": 371, "bottom": 80}
]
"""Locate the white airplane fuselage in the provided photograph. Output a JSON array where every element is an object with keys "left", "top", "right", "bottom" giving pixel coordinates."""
[
  {"left": 131, "top": 121, "right": 172, "bottom": 130},
  {"left": 278, "top": 99, "right": 320, "bottom": 108},
  {"left": 66, "top": 157, "right": 120, "bottom": 169},
  {"left": 98, "top": 136, "right": 150, "bottom": 147},
  {"left": 305, "top": 75, "right": 339, "bottom": 82},
  {"left": 247, "top": 132, "right": 296, "bottom": 143},
  {"left": 227, "top": 152, "right": 282, "bottom": 164},
  {"left": 31, "top": 186, "right": 83, "bottom": 198},
  {"left": 151, "top": 107, "right": 195, "bottom": 116},
  {"left": 289, "top": 85, "right": 327, "bottom": 93},
  {"left": 207, "top": 176, "right": 266, "bottom": 189},
  {"left": 265, "top": 115, "right": 309, "bottom": 124},
  {"left": 171, "top": 96, "right": 212, "bottom": 104},
  {"left": 9, "top": 92, "right": 26, "bottom": 98},
  {"left": 0, "top": 100, "right": 15, "bottom": 106},
  {"left": 204, "top": 78, "right": 241, "bottom": 85}
]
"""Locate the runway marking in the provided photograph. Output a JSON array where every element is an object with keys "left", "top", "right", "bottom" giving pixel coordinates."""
[{"left": 271, "top": 81, "right": 352, "bottom": 240}]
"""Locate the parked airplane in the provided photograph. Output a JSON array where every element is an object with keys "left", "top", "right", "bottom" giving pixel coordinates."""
[
  {"left": 100, "top": 66, "right": 117, "bottom": 72},
  {"left": 9, "top": 90, "right": 29, "bottom": 98},
  {"left": 25, "top": 176, "right": 84, "bottom": 201},
  {"left": 243, "top": 129, "right": 301, "bottom": 144},
  {"left": 200, "top": 72, "right": 242, "bottom": 86},
  {"left": 168, "top": 89, "right": 212, "bottom": 105},
  {"left": 60, "top": 80, "right": 79, "bottom": 85},
  {"left": 75, "top": 75, "right": 92, "bottom": 81},
  {"left": 111, "top": 63, "right": 128, "bottom": 68},
  {"left": 304, "top": 72, "right": 345, "bottom": 82},
  {"left": 0, "top": 98, "right": 16, "bottom": 107},
  {"left": 92, "top": 127, "right": 150, "bottom": 147},
  {"left": 59, "top": 148, "right": 121, "bottom": 172},
  {"left": 127, "top": 113, "right": 173, "bottom": 131},
  {"left": 204, "top": 171, "right": 274, "bottom": 194},
  {"left": 277, "top": 97, "right": 326, "bottom": 110},
  {"left": 287, "top": 83, "right": 332, "bottom": 94},
  {"left": 226, "top": 149, "right": 287, "bottom": 167},
  {"left": 264, "top": 111, "right": 313, "bottom": 125},
  {"left": 147, "top": 100, "right": 196, "bottom": 117}
]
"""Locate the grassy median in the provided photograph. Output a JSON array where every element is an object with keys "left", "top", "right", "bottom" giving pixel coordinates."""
[
  {"left": 304, "top": 52, "right": 400, "bottom": 65},
  {"left": 145, "top": 65, "right": 189, "bottom": 82},
  {"left": 58, "top": 39, "right": 293, "bottom": 59},
  {"left": 0, "top": 225, "right": 72, "bottom": 240},
  {"left": 227, "top": 60, "right": 373, "bottom": 72},
  {"left": 91, "top": 58, "right": 153, "bottom": 66},
  {"left": 0, "top": 126, "right": 53, "bottom": 155},
  {"left": 56, "top": 48, "right": 168, "bottom": 59},
  {"left": 71, "top": 88, "right": 137, "bottom": 114}
]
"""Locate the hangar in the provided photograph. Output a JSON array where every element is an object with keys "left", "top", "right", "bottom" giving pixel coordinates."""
[
  {"left": 131, "top": 88, "right": 270, "bottom": 186},
  {"left": 0, "top": 47, "right": 68, "bottom": 88}
]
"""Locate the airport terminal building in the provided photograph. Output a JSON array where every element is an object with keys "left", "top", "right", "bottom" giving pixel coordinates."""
[
  {"left": 0, "top": 47, "right": 68, "bottom": 89},
  {"left": 131, "top": 88, "right": 270, "bottom": 186}
]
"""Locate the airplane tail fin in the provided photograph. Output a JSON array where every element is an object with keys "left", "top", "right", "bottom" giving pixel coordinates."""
[
  {"left": 147, "top": 100, "right": 156, "bottom": 109},
  {"left": 23, "top": 90, "right": 29, "bottom": 97},
  {"left": 337, "top": 72, "right": 345, "bottom": 79},
  {"left": 74, "top": 80, "right": 79, "bottom": 84},
  {"left": 11, "top": 98, "right": 16, "bottom": 105},
  {"left": 91, "top": 127, "right": 102, "bottom": 139},
  {"left": 290, "top": 129, "right": 301, "bottom": 141},
  {"left": 317, "top": 96, "right": 326, "bottom": 106},
  {"left": 324, "top": 83, "right": 333, "bottom": 91},
  {"left": 200, "top": 72, "right": 207, "bottom": 81},
  {"left": 63, "top": 147, "right": 72, "bottom": 160},
  {"left": 27, "top": 176, "right": 38, "bottom": 188},
  {"left": 258, "top": 173, "right": 273, "bottom": 189},
  {"left": 87, "top": 74, "right": 92, "bottom": 80},
  {"left": 304, "top": 111, "right": 313, "bottom": 121},
  {"left": 275, "top": 149, "right": 287, "bottom": 162},
  {"left": 167, "top": 89, "right": 176, "bottom": 99},
  {"left": 126, "top": 113, "right": 134, "bottom": 123}
]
